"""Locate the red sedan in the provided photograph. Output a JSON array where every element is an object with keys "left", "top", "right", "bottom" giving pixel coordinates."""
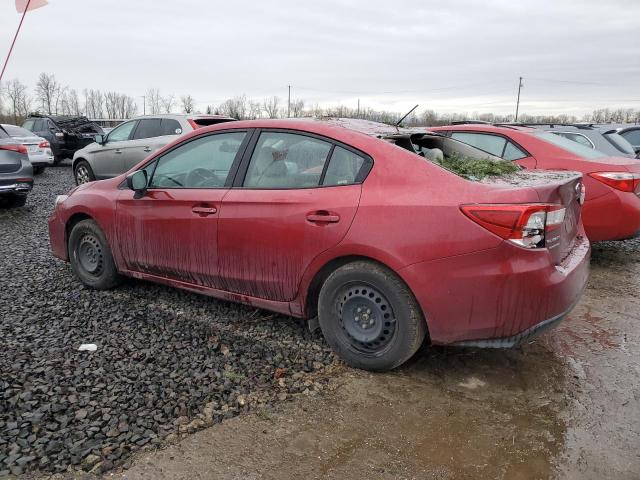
[
  {"left": 49, "top": 119, "right": 590, "bottom": 370},
  {"left": 429, "top": 124, "right": 640, "bottom": 241}
]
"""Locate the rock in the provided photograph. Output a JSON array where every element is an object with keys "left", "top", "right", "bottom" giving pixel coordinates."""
[{"left": 82, "top": 454, "right": 101, "bottom": 471}]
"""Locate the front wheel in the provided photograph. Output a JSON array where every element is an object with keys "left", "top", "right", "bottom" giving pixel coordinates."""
[
  {"left": 74, "top": 161, "right": 95, "bottom": 185},
  {"left": 68, "top": 219, "right": 122, "bottom": 290},
  {"left": 318, "top": 261, "right": 427, "bottom": 371}
]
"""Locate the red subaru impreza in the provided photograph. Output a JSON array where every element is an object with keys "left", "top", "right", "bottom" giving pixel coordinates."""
[
  {"left": 49, "top": 119, "right": 590, "bottom": 370},
  {"left": 430, "top": 124, "right": 640, "bottom": 241}
]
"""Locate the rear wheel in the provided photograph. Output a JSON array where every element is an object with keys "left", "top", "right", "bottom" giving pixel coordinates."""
[
  {"left": 74, "top": 161, "right": 95, "bottom": 185},
  {"left": 318, "top": 261, "right": 427, "bottom": 371},
  {"left": 68, "top": 219, "right": 122, "bottom": 290}
]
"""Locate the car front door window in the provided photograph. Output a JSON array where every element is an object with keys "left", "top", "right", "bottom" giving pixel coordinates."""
[
  {"left": 107, "top": 121, "right": 137, "bottom": 142},
  {"left": 149, "top": 132, "right": 247, "bottom": 189}
]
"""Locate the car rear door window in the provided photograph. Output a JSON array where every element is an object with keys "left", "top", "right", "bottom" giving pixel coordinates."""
[
  {"left": 323, "top": 146, "right": 366, "bottom": 186},
  {"left": 107, "top": 120, "right": 137, "bottom": 142},
  {"left": 132, "top": 119, "right": 162, "bottom": 140},
  {"left": 159, "top": 119, "right": 183, "bottom": 136},
  {"left": 243, "top": 132, "right": 332, "bottom": 188},
  {"left": 22, "top": 119, "right": 35, "bottom": 131},
  {"left": 149, "top": 132, "right": 246, "bottom": 189},
  {"left": 450, "top": 132, "right": 507, "bottom": 157},
  {"left": 603, "top": 132, "right": 636, "bottom": 155}
]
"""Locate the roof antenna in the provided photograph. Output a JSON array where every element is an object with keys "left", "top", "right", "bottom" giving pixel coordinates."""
[{"left": 396, "top": 104, "right": 419, "bottom": 128}]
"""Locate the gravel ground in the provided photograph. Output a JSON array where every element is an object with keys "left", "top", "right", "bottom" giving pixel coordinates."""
[{"left": 0, "top": 167, "right": 336, "bottom": 476}]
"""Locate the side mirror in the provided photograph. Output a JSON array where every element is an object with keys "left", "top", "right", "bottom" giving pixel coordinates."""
[
  {"left": 95, "top": 134, "right": 104, "bottom": 144},
  {"left": 126, "top": 170, "right": 148, "bottom": 198}
]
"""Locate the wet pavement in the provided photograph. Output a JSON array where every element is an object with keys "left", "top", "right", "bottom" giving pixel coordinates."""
[{"left": 117, "top": 239, "right": 640, "bottom": 480}]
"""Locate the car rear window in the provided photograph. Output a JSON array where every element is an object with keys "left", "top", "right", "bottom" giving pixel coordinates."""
[
  {"left": 534, "top": 131, "right": 607, "bottom": 159},
  {"left": 3, "top": 125, "right": 33, "bottom": 137},
  {"left": 621, "top": 129, "right": 640, "bottom": 145},
  {"left": 603, "top": 132, "right": 635, "bottom": 155},
  {"left": 0, "top": 126, "right": 9, "bottom": 139}
]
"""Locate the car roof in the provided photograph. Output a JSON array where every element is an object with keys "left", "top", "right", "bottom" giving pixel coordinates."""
[
  {"left": 129, "top": 114, "right": 235, "bottom": 121},
  {"left": 431, "top": 124, "right": 534, "bottom": 133}
]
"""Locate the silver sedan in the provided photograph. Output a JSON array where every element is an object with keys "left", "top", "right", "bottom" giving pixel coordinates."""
[{"left": 1, "top": 124, "right": 54, "bottom": 174}]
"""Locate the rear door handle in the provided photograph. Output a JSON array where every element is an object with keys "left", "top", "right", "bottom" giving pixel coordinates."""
[
  {"left": 143, "top": 146, "right": 152, "bottom": 153},
  {"left": 306, "top": 212, "right": 340, "bottom": 223},
  {"left": 192, "top": 206, "right": 217, "bottom": 216}
]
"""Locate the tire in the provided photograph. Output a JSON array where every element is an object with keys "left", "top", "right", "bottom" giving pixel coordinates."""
[
  {"left": 7, "top": 195, "right": 27, "bottom": 208},
  {"left": 53, "top": 155, "right": 63, "bottom": 166},
  {"left": 74, "top": 160, "right": 95, "bottom": 185},
  {"left": 68, "top": 219, "right": 122, "bottom": 290},
  {"left": 318, "top": 260, "right": 427, "bottom": 371}
]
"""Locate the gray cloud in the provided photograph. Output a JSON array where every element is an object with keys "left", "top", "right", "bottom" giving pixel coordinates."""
[{"left": 1, "top": 0, "right": 638, "bottom": 115}]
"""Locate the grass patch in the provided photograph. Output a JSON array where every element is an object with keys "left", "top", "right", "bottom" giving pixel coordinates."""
[{"left": 435, "top": 153, "right": 520, "bottom": 180}]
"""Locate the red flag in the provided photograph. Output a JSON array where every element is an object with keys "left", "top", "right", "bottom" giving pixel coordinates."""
[{"left": 15, "top": 0, "right": 48, "bottom": 13}]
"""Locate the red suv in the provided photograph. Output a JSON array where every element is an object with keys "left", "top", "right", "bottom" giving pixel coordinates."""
[
  {"left": 430, "top": 124, "right": 640, "bottom": 241},
  {"left": 49, "top": 119, "right": 590, "bottom": 370}
]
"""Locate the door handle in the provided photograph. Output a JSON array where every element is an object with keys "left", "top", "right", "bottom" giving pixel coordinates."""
[
  {"left": 143, "top": 146, "right": 152, "bottom": 153},
  {"left": 114, "top": 149, "right": 122, "bottom": 154},
  {"left": 306, "top": 211, "right": 340, "bottom": 223},
  {"left": 192, "top": 206, "right": 218, "bottom": 216}
]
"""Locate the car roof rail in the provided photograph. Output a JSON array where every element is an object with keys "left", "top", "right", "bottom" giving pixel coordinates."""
[{"left": 502, "top": 122, "right": 595, "bottom": 130}]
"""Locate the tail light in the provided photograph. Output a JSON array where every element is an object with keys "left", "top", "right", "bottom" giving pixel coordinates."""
[
  {"left": 0, "top": 144, "right": 28, "bottom": 155},
  {"left": 461, "top": 204, "right": 566, "bottom": 249},
  {"left": 38, "top": 140, "right": 50, "bottom": 148},
  {"left": 589, "top": 172, "right": 640, "bottom": 194}
]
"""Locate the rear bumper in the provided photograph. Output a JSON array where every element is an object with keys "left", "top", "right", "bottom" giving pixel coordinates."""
[
  {"left": 399, "top": 235, "right": 590, "bottom": 345},
  {"left": 583, "top": 190, "right": 640, "bottom": 241}
]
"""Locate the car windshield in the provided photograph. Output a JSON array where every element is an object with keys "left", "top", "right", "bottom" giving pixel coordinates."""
[
  {"left": 603, "top": 132, "right": 635, "bottom": 155},
  {"left": 534, "top": 131, "right": 607, "bottom": 159},
  {"left": 3, "top": 125, "right": 33, "bottom": 137}
]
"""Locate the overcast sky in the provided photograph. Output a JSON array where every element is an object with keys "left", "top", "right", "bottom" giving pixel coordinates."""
[{"left": 1, "top": 0, "right": 639, "bottom": 116}]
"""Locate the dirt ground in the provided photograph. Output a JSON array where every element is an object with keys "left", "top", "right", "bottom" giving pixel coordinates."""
[{"left": 112, "top": 240, "right": 639, "bottom": 480}]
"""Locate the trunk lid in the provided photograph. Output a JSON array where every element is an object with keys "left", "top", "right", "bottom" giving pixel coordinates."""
[
  {"left": 482, "top": 171, "right": 584, "bottom": 265},
  {"left": 0, "top": 144, "right": 25, "bottom": 173}
]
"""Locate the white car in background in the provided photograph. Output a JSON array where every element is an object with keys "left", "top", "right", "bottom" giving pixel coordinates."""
[
  {"left": 1, "top": 124, "right": 54, "bottom": 174},
  {"left": 72, "top": 114, "right": 236, "bottom": 185}
]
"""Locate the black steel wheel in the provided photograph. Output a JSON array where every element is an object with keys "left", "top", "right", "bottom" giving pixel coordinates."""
[
  {"left": 318, "top": 260, "right": 427, "bottom": 371},
  {"left": 68, "top": 219, "right": 122, "bottom": 290}
]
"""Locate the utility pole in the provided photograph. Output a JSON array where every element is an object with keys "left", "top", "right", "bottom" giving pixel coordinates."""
[
  {"left": 357, "top": 99, "right": 360, "bottom": 118},
  {"left": 515, "top": 76, "right": 523, "bottom": 121},
  {"left": 287, "top": 85, "right": 291, "bottom": 118},
  {"left": 141, "top": 95, "right": 146, "bottom": 115}
]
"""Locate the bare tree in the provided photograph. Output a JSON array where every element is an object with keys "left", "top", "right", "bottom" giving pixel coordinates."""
[
  {"left": 161, "top": 94, "right": 175, "bottom": 114},
  {"left": 262, "top": 96, "right": 280, "bottom": 118},
  {"left": 146, "top": 88, "right": 162, "bottom": 115},
  {"left": 290, "top": 99, "right": 305, "bottom": 118},
  {"left": 219, "top": 95, "right": 249, "bottom": 119},
  {"left": 4, "top": 79, "right": 31, "bottom": 123},
  {"left": 180, "top": 95, "right": 195, "bottom": 114},
  {"left": 84, "top": 89, "right": 104, "bottom": 118},
  {"left": 67, "top": 89, "right": 81, "bottom": 116},
  {"left": 35, "top": 72, "right": 60, "bottom": 114}
]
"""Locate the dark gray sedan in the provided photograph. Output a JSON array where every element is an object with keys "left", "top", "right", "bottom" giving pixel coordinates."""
[{"left": 0, "top": 125, "right": 33, "bottom": 207}]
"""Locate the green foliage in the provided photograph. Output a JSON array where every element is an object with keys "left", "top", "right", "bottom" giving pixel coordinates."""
[
  {"left": 435, "top": 152, "right": 520, "bottom": 180},
  {"left": 222, "top": 370, "right": 245, "bottom": 382}
]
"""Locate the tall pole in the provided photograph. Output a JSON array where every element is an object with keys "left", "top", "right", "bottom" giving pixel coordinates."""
[
  {"left": 357, "top": 99, "right": 360, "bottom": 118},
  {"left": 0, "top": 0, "right": 32, "bottom": 83},
  {"left": 141, "top": 95, "right": 146, "bottom": 115},
  {"left": 287, "top": 85, "right": 291, "bottom": 118},
  {"left": 515, "top": 76, "right": 523, "bottom": 121}
]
